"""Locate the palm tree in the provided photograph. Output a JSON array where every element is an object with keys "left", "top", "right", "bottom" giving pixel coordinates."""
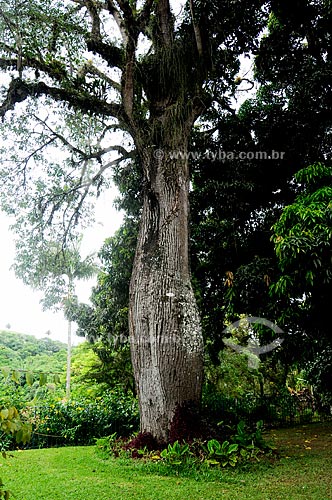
[
  {"left": 61, "top": 247, "right": 98, "bottom": 399},
  {"left": 13, "top": 236, "right": 98, "bottom": 399}
]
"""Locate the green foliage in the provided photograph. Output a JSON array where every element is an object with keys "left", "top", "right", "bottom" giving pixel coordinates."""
[
  {"left": 203, "top": 439, "right": 239, "bottom": 467},
  {"left": 0, "top": 331, "right": 66, "bottom": 366},
  {"left": 271, "top": 163, "right": 332, "bottom": 294},
  {"left": 96, "top": 419, "right": 274, "bottom": 472},
  {"left": 305, "top": 346, "right": 332, "bottom": 406},
  {"left": 26, "top": 391, "right": 139, "bottom": 448},
  {"left": 201, "top": 385, "right": 325, "bottom": 428},
  {"left": 0, "top": 330, "right": 66, "bottom": 405},
  {"left": 189, "top": 0, "right": 332, "bottom": 379},
  {"left": 200, "top": 422, "right": 274, "bottom": 468},
  {"left": 95, "top": 433, "right": 125, "bottom": 459},
  {"left": 204, "top": 349, "right": 254, "bottom": 398},
  {"left": 69, "top": 219, "right": 137, "bottom": 394},
  {"left": 0, "top": 405, "right": 32, "bottom": 498},
  {"left": 160, "top": 441, "right": 192, "bottom": 465},
  {"left": 13, "top": 237, "right": 97, "bottom": 312},
  {"left": 270, "top": 162, "right": 332, "bottom": 402},
  {"left": 232, "top": 420, "right": 272, "bottom": 451},
  {"left": 70, "top": 342, "right": 108, "bottom": 398},
  {"left": 0, "top": 407, "right": 29, "bottom": 444}
]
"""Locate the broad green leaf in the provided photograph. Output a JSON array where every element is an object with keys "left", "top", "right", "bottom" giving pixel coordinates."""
[
  {"left": 206, "top": 459, "right": 220, "bottom": 466},
  {"left": 11, "top": 370, "right": 21, "bottom": 384},
  {"left": 39, "top": 372, "right": 48, "bottom": 386},
  {"left": 221, "top": 440, "right": 229, "bottom": 450},
  {"left": 15, "top": 423, "right": 32, "bottom": 445},
  {"left": 0, "top": 409, "right": 9, "bottom": 420},
  {"left": 228, "top": 443, "right": 239, "bottom": 454},
  {"left": 26, "top": 371, "right": 34, "bottom": 386}
]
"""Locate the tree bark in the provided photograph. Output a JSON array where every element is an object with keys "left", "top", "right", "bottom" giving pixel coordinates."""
[
  {"left": 66, "top": 319, "right": 72, "bottom": 400},
  {"left": 129, "top": 135, "right": 204, "bottom": 443}
]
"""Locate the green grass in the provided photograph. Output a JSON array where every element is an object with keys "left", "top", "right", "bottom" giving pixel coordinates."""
[{"left": 1, "top": 422, "right": 331, "bottom": 500}]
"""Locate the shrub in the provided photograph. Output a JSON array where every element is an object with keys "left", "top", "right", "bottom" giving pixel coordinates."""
[
  {"left": 203, "top": 439, "right": 239, "bottom": 467},
  {"left": 95, "top": 420, "right": 276, "bottom": 472},
  {"left": 125, "top": 432, "right": 161, "bottom": 456},
  {"left": 21, "top": 390, "right": 139, "bottom": 448},
  {"left": 160, "top": 440, "right": 193, "bottom": 465}
]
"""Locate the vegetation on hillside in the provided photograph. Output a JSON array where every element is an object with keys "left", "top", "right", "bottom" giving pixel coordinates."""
[{"left": 0, "top": 330, "right": 67, "bottom": 373}]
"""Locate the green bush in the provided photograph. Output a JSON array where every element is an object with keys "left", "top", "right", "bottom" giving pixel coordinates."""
[
  {"left": 201, "top": 387, "right": 324, "bottom": 427},
  {"left": 203, "top": 439, "right": 239, "bottom": 467},
  {"left": 22, "top": 390, "right": 139, "bottom": 448},
  {"left": 160, "top": 441, "right": 193, "bottom": 465},
  {"left": 96, "top": 420, "right": 275, "bottom": 473}
]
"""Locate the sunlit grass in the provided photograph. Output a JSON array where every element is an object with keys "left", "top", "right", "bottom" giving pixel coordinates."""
[{"left": 1, "top": 422, "right": 331, "bottom": 500}]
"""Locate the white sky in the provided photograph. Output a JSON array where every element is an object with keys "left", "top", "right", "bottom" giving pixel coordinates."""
[{"left": 0, "top": 187, "right": 123, "bottom": 345}]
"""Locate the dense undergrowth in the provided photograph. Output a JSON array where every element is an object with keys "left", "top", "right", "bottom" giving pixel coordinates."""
[{"left": 95, "top": 419, "right": 277, "bottom": 472}]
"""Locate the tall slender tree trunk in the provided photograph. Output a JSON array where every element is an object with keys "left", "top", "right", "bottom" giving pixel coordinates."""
[
  {"left": 66, "top": 318, "right": 72, "bottom": 399},
  {"left": 129, "top": 134, "right": 204, "bottom": 443}
]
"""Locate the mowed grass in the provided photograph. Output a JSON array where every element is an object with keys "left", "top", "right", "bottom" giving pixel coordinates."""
[{"left": 1, "top": 422, "right": 331, "bottom": 500}]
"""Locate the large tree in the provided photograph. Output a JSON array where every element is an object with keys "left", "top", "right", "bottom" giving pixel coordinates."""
[
  {"left": 271, "top": 162, "right": 332, "bottom": 402},
  {"left": 0, "top": 0, "right": 268, "bottom": 441},
  {"left": 63, "top": 0, "right": 332, "bottom": 409},
  {"left": 190, "top": 0, "right": 332, "bottom": 360}
]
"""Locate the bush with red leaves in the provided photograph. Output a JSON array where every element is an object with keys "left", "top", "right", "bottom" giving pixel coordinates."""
[{"left": 124, "top": 432, "right": 162, "bottom": 457}]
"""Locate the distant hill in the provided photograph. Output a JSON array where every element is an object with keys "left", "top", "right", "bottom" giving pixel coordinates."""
[{"left": 0, "top": 330, "right": 67, "bottom": 374}]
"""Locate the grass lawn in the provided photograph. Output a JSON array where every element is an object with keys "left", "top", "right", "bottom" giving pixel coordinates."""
[{"left": 1, "top": 422, "right": 331, "bottom": 500}]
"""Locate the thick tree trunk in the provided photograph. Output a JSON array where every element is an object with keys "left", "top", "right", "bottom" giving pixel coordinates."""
[{"left": 129, "top": 138, "right": 204, "bottom": 443}]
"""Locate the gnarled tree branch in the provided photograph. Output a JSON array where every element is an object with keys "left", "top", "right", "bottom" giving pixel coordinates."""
[
  {"left": 189, "top": 0, "right": 203, "bottom": 57},
  {"left": 104, "top": 0, "right": 128, "bottom": 44},
  {"left": 79, "top": 60, "right": 121, "bottom": 92},
  {"left": 156, "top": 0, "right": 173, "bottom": 47},
  {"left": 0, "top": 78, "right": 124, "bottom": 121},
  {"left": 137, "top": 0, "right": 155, "bottom": 32},
  {"left": 86, "top": 38, "right": 124, "bottom": 68}
]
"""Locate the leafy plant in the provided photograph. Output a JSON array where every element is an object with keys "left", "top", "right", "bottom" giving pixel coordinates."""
[
  {"left": 95, "top": 433, "right": 131, "bottom": 459},
  {"left": 233, "top": 420, "right": 272, "bottom": 450},
  {"left": 0, "top": 408, "right": 31, "bottom": 445},
  {"left": 0, "top": 406, "right": 32, "bottom": 498},
  {"left": 203, "top": 439, "right": 239, "bottom": 467},
  {"left": 95, "top": 421, "right": 277, "bottom": 474},
  {"left": 159, "top": 441, "right": 193, "bottom": 465},
  {"left": 24, "top": 391, "right": 139, "bottom": 448},
  {"left": 0, "top": 433, "right": 12, "bottom": 452}
]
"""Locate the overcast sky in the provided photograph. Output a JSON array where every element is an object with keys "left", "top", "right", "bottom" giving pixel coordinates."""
[{"left": 0, "top": 187, "right": 123, "bottom": 345}]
